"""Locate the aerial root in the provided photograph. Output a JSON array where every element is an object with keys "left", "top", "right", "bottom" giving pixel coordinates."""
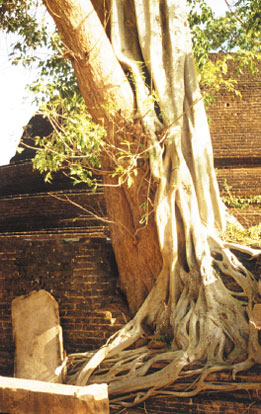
[
  {"left": 209, "top": 233, "right": 259, "bottom": 301},
  {"left": 65, "top": 233, "right": 261, "bottom": 407}
]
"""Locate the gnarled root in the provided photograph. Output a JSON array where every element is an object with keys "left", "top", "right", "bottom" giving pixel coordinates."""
[{"left": 66, "top": 240, "right": 261, "bottom": 407}]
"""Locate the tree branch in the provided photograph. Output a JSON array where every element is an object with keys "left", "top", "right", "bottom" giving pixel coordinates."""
[{"left": 48, "top": 191, "right": 137, "bottom": 241}]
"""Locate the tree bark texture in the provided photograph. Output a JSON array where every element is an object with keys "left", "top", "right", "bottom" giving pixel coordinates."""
[
  {"left": 43, "top": 0, "right": 261, "bottom": 407},
  {"left": 43, "top": 0, "right": 164, "bottom": 313}
]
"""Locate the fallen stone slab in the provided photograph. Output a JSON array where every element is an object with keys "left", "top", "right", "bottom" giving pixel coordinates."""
[
  {"left": 12, "top": 290, "right": 65, "bottom": 382},
  {"left": 0, "top": 376, "right": 109, "bottom": 414}
]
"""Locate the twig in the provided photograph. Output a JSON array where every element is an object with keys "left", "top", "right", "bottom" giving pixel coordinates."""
[
  {"left": 223, "top": 0, "right": 245, "bottom": 25},
  {"left": 48, "top": 192, "right": 137, "bottom": 241}
]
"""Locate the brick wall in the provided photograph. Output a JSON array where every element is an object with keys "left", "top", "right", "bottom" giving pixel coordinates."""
[
  {"left": 217, "top": 167, "right": 261, "bottom": 226},
  {"left": 0, "top": 162, "right": 91, "bottom": 197},
  {"left": 0, "top": 160, "right": 131, "bottom": 376},
  {"left": 0, "top": 190, "right": 106, "bottom": 233},
  {"left": 207, "top": 56, "right": 261, "bottom": 165},
  {"left": 0, "top": 234, "right": 128, "bottom": 376},
  {"left": 206, "top": 56, "right": 261, "bottom": 226},
  {"left": 217, "top": 168, "right": 261, "bottom": 197}
]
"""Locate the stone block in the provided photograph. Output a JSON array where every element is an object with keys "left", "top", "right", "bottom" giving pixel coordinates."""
[
  {"left": 12, "top": 290, "right": 65, "bottom": 383},
  {"left": 0, "top": 376, "right": 109, "bottom": 414}
]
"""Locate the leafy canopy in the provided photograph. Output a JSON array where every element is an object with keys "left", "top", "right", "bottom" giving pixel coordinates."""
[
  {"left": 187, "top": 0, "right": 260, "bottom": 96},
  {"left": 30, "top": 91, "right": 106, "bottom": 188}
]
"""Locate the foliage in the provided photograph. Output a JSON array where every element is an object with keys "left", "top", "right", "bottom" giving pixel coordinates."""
[
  {"left": 2, "top": 0, "right": 260, "bottom": 97},
  {"left": 221, "top": 179, "right": 261, "bottom": 209},
  {"left": 222, "top": 222, "right": 261, "bottom": 247},
  {"left": 22, "top": 90, "right": 106, "bottom": 188},
  {"left": 187, "top": 0, "right": 261, "bottom": 99},
  {"left": 220, "top": 179, "right": 261, "bottom": 247},
  {"left": 21, "top": 84, "right": 141, "bottom": 188},
  {"left": 0, "top": 0, "right": 77, "bottom": 92},
  {"left": 222, "top": 194, "right": 261, "bottom": 210}
]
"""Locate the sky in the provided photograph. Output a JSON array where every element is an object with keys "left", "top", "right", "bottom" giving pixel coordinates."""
[
  {"left": 0, "top": 35, "right": 38, "bottom": 165},
  {"left": 0, "top": 0, "right": 229, "bottom": 166}
]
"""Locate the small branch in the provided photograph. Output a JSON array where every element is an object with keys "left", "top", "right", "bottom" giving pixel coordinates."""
[
  {"left": 48, "top": 192, "right": 137, "bottom": 241},
  {"left": 224, "top": 0, "right": 234, "bottom": 13},
  {"left": 223, "top": 0, "right": 245, "bottom": 25}
]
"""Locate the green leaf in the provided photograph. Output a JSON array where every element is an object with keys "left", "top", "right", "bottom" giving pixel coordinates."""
[{"left": 16, "top": 146, "right": 24, "bottom": 154}]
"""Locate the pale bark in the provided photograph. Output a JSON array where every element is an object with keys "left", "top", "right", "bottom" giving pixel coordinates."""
[{"left": 43, "top": 0, "right": 261, "bottom": 407}]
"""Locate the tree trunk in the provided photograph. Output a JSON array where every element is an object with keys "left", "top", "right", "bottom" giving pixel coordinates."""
[
  {"left": 43, "top": 0, "right": 163, "bottom": 313},
  {"left": 43, "top": 0, "right": 261, "bottom": 407}
]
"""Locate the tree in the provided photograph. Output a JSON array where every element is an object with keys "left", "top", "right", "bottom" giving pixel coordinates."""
[{"left": 1, "top": 0, "right": 261, "bottom": 407}]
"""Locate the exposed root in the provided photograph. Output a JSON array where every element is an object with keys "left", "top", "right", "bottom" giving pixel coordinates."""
[
  {"left": 66, "top": 146, "right": 261, "bottom": 405},
  {"left": 66, "top": 239, "right": 261, "bottom": 407},
  {"left": 223, "top": 242, "right": 261, "bottom": 258}
]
